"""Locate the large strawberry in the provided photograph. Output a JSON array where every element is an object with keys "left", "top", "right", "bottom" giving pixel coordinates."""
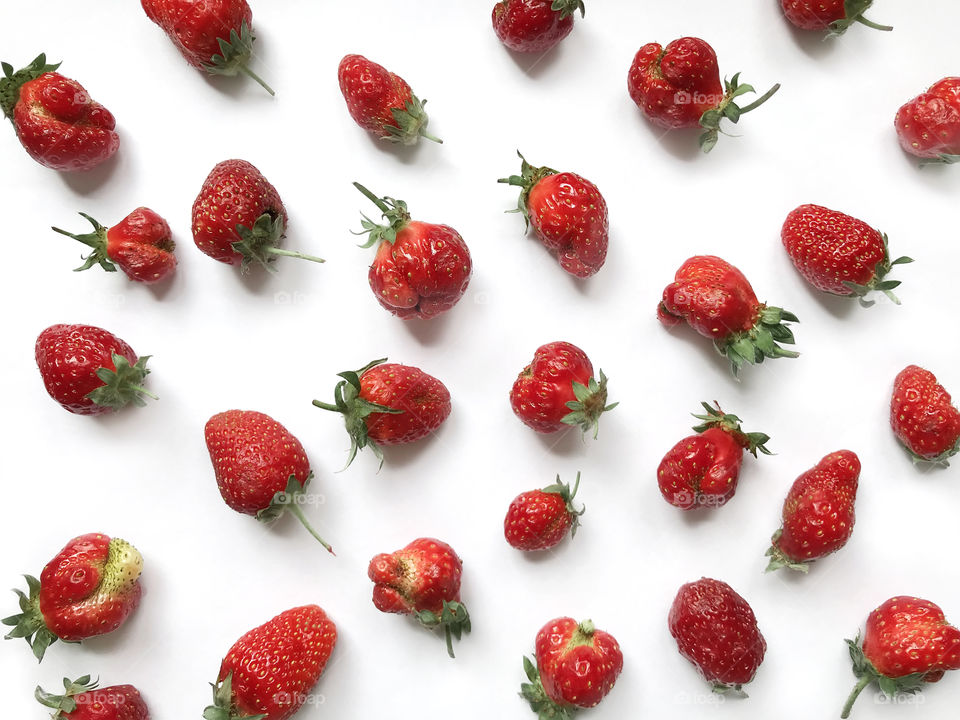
[
  {"left": 658, "top": 402, "right": 771, "bottom": 511},
  {"left": 204, "top": 410, "right": 334, "bottom": 553},
  {"left": 895, "top": 77, "right": 960, "bottom": 164},
  {"left": 520, "top": 617, "right": 623, "bottom": 718},
  {"left": 492, "top": 0, "right": 585, "bottom": 53},
  {"left": 35, "top": 324, "right": 155, "bottom": 415},
  {"left": 204, "top": 605, "right": 337, "bottom": 720},
  {"left": 141, "top": 0, "right": 273, "bottom": 94},
  {"left": 890, "top": 365, "right": 960, "bottom": 463},
  {"left": 35, "top": 676, "right": 149, "bottom": 720},
  {"left": 668, "top": 577, "right": 766, "bottom": 693},
  {"left": 353, "top": 183, "right": 472, "bottom": 319},
  {"left": 765, "top": 450, "right": 860, "bottom": 573},
  {"left": 504, "top": 472, "right": 584, "bottom": 551},
  {"left": 338, "top": 54, "right": 440, "bottom": 145},
  {"left": 780, "top": 0, "right": 892, "bottom": 34},
  {"left": 658, "top": 255, "right": 799, "bottom": 376},
  {"left": 0, "top": 54, "right": 119, "bottom": 171},
  {"left": 368, "top": 538, "right": 470, "bottom": 657},
  {"left": 3, "top": 533, "right": 143, "bottom": 661},
  {"left": 841, "top": 597, "right": 960, "bottom": 718},
  {"left": 627, "top": 37, "right": 779, "bottom": 152},
  {"left": 192, "top": 159, "right": 324, "bottom": 272},
  {"left": 499, "top": 152, "right": 608, "bottom": 278}
]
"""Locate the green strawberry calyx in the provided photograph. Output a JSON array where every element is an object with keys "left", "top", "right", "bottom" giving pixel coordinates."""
[
  {"left": 203, "top": 672, "right": 268, "bottom": 720},
  {"left": 498, "top": 151, "right": 558, "bottom": 229},
  {"left": 201, "top": 20, "right": 275, "bottom": 96},
  {"left": 717, "top": 305, "right": 800, "bottom": 378},
  {"left": 692, "top": 402, "right": 772, "bottom": 457},
  {"left": 542, "top": 471, "right": 586, "bottom": 538},
  {"left": 35, "top": 675, "right": 98, "bottom": 717},
  {"left": 0, "top": 53, "right": 60, "bottom": 120},
  {"left": 830, "top": 0, "right": 893, "bottom": 36},
  {"left": 520, "top": 655, "right": 576, "bottom": 720},
  {"left": 417, "top": 600, "right": 471, "bottom": 659},
  {"left": 840, "top": 234, "right": 912, "bottom": 307},
  {"left": 699, "top": 73, "right": 780, "bottom": 153},
  {"left": 561, "top": 370, "right": 618, "bottom": 439},
  {"left": 51, "top": 212, "right": 115, "bottom": 274},
  {"left": 382, "top": 92, "right": 442, "bottom": 145},
  {"left": 763, "top": 528, "right": 810, "bottom": 574},
  {"left": 2, "top": 575, "right": 59, "bottom": 661},
  {"left": 841, "top": 634, "right": 927, "bottom": 718},
  {"left": 86, "top": 353, "right": 157, "bottom": 410},
  {"left": 921, "top": 153, "right": 960, "bottom": 166},
  {"left": 256, "top": 473, "right": 335, "bottom": 554},
  {"left": 352, "top": 182, "right": 411, "bottom": 248},
  {"left": 551, "top": 0, "right": 586, "bottom": 20},
  {"left": 231, "top": 212, "right": 325, "bottom": 274}
]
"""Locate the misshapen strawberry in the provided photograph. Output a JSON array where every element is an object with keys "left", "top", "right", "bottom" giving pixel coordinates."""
[
  {"left": 895, "top": 78, "right": 960, "bottom": 164},
  {"left": 890, "top": 365, "right": 960, "bottom": 464},
  {"left": 505, "top": 472, "right": 584, "bottom": 551},
  {"left": 780, "top": 0, "right": 892, "bottom": 34},
  {"left": 492, "top": 0, "right": 584, "bottom": 53},
  {"left": 35, "top": 676, "right": 149, "bottom": 720}
]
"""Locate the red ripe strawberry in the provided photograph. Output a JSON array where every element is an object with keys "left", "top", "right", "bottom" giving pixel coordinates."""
[
  {"left": 504, "top": 472, "right": 584, "bottom": 551},
  {"left": 765, "top": 450, "right": 860, "bottom": 573},
  {"left": 499, "top": 152, "right": 608, "bottom": 278},
  {"left": 669, "top": 578, "right": 766, "bottom": 693},
  {"left": 520, "top": 617, "right": 623, "bottom": 716},
  {"left": 782, "top": 204, "right": 911, "bottom": 305},
  {"left": 0, "top": 55, "right": 119, "bottom": 171},
  {"left": 658, "top": 255, "right": 799, "bottom": 376},
  {"left": 204, "top": 410, "right": 334, "bottom": 553},
  {"left": 841, "top": 597, "right": 960, "bottom": 718},
  {"left": 141, "top": 0, "right": 273, "bottom": 94},
  {"left": 780, "top": 0, "right": 892, "bottom": 34},
  {"left": 192, "top": 159, "right": 324, "bottom": 272},
  {"left": 52, "top": 208, "right": 177, "bottom": 284},
  {"left": 35, "top": 324, "right": 156, "bottom": 415},
  {"left": 890, "top": 365, "right": 960, "bottom": 463},
  {"left": 337, "top": 54, "right": 440, "bottom": 145},
  {"left": 353, "top": 183, "right": 472, "bottom": 319},
  {"left": 35, "top": 676, "right": 149, "bottom": 720},
  {"left": 313, "top": 358, "right": 451, "bottom": 468},
  {"left": 368, "top": 538, "right": 470, "bottom": 657},
  {"left": 895, "top": 77, "right": 960, "bottom": 164},
  {"left": 3, "top": 533, "right": 143, "bottom": 661},
  {"left": 204, "top": 605, "right": 337, "bottom": 720},
  {"left": 627, "top": 37, "right": 780, "bottom": 152},
  {"left": 658, "top": 402, "right": 771, "bottom": 511},
  {"left": 492, "top": 0, "right": 585, "bottom": 54}
]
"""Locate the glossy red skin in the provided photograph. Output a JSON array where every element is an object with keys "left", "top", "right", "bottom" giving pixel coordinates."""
[
  {"left": 492, "top": 0, "right": 574, "bottom": 53},
  {"left": 510, "top": 341, "right": 594, "bottom": 433},
  {"left": 890, "top": 365, "right": 960, "bottom": 460},
  {"left": 535, "top": 617, "right": 623, "bottom": 708},
  {"left": 504, "top": 490, "right": 572, "bottom": 550},
  {"left": 338, "top": 54, "right": 413, "bottom": 136},
  {"left": 369, "top": 221, "right": 472, "bottom": 319},
  {"left": 863, "top": 597, "right": 960, "bottom": 680},
  {"left": 895, "top": 78, "right": 960, "bottom": 159},
  {"left": 628, "top": 38, "right": 723, "bottom": 129},
  {"left": 780, "top": 0, "right": 847, "bottom": 29},
  {"left": 141, "top": 0, "right": 252, "bottom": 69},
  {"left": 368, "top": 538, "right": 462, "bottom": 615},
  {"left": 359, "top": 363, "right": 451, "bottom": 445},
  {"left": 657, "top": 428, "right": 746, "bottom": 510},
  {"left": 13, "top": 72, "right": 118, "bottom": 171},
  {"left": 63, "top": 685, "right": 149, "bottom": 720},
  {"left": 218, "top": 605, "right": 337, "bottom": 720},
  {"left": 107, "top": 207, "right": 176, "bottom": 283},
  {"left": 35, "top": 324, "right": 138, "bottom": 415},
  {"left": 669, "top": 578, "right": 766, "bottom": 687}
]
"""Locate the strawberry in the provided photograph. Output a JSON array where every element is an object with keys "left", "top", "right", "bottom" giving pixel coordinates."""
[
  {"left": 895, "top": 77, "right": 960, "bottom": 164},
  {"left": 368, "top": 538, "right": 470, "bottom": 657},
  {"left": 0, "top": 54, "right": 119, "bottom": 171},
  {"left": 492, "top": 0, "right": 585, "bottom": 54},
  {"left": 353, "top": 183, "right": 472, "bottom": 319},
  {"left": 890, "top": 365, "right": 960, "bottom": 464},
  {"left": 204, "top": 410, "right": 334, "bottom": 553},
  {"left": 192, "top": 159, "right": 324, "bottom": 272},
  {"left": 3, "top": 533, "right": 143, "bottom": 661},
  {"left": 658, "top": 402, "right": 771, "bottom": 511},
  {"left": 765, "top": 450, "right": 860, "bottom": 573},
  {"left": 504, "top": 472, "right": 584, "bottom": 551},
  {"left": 35, "top": 324, "right": 156, "bottom": 415},
  {"left": 520, "top": 617, "right": 623, "bottom": 717},
  {"left": 337, "top": 54, "right": 440, "bottom": 145},
  {"left": 52, "top": 208, "right": 177, "bottom": 284},
  {"left": 780, "top": 0, "right": 892, "bottom": 34},
  {"left": 658, "top": 255, "right": 799, "bottom": 376},
  {"left": 627, "top": 37, "right": 780, "bottom": 152},
  {"left": 510, "top": 341, "right": 616, "bottom": 436},
  {"left": 841, "top": 597, "right": 960, "bottom": 718},
  {"left": 499, "top": 152, "right": 608, "bottom": 278},
  {"left": 782, "top": 204, "right": 911, "bottom": 305},
  {"left": 141, "top": 0, "right": 273, "bottom": 94},
  {"left": 313, "top": 358, "right": 451, "bottom": 468},
  {"left": 204, "top": 605, "right": 337, "bottom": 720},
  {"left": 35, "top": 676, "right": 149, "bottom": 720},
  {"left": 668, "top": 577, "right": 766, "bottom": 693}
]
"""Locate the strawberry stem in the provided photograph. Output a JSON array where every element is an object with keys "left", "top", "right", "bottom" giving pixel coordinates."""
[
  {"left": 856, "top": 16, "right": 893, "bottom": 31},
  {"left": 841, "top": 675, "right": 873, "bottom": 719},
  {"left": 737, "top": 83, "right": 781, "bottom": 114},
  {"left": 284, "top": 499, "right": 334, "bottom": 555},
  {"left": 236, "top": 64, "right": 275, "bottom": 96},
  {"left": 265, "top": 247, "right": 325, "bottom": 263}
]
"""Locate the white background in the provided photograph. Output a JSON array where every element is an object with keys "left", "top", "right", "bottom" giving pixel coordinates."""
[{"left": 2, "top": 1, "right": 960, "bottom": 718}]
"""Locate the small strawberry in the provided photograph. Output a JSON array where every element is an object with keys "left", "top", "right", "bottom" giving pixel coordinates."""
[
  {"left": 669, "top": 577, "right": 766, "bottom": 693},
  {"left": 204, "top": 410, "right": 334, "bottom": 553},
  {"left": 627, "top": 37, "right": 780, "bottom": 152},
  {"left": 353, "top": 182, "right": 472, "bottom": 319},
  {"left": 337, "top": 54, "right": 440, "bottom": 145},
  {"left": 141, "top": 0, "right": 274, "bottom": 94},
  {"left": 313, "top": 358, "right": 451, "bottom": 468},
  {"left": 520, "top": 617, "right": 623, "bottom": 717},
  {"left": 504, "top": 472, "right": 584, "bottom": 551},
  {"left": 35, "top": 676, "right": 149, "bottom": 720},
  {"left": 895, "top": 77, "right": 960, "bottom": 164},
  {"left": 780, "top": 0, "right": 892, "bottom": 34},
  {"left": 0, "top": 54, "right": 119, "bottom": 171},
  {"left": 890, "top": 365, "right": 960, "bottom": 464},
  {"left": 52, "top": 208, "right": 177, "bottom": 284},
  {"left": 499, "top": 152, "right": 608, "bottom": 278},
  {"left": 204, "top": 605, "right": 337, "bottom": 720},
  {"left": 765, "top": 450, "right": 860, "bottom": 573},
  {"left": 492, "top": 0, "right": 585, "bottom": 54},
  {"left": 368, "top": 538, "right": 470, "bottom": 658},
  {"left": 658, "top": 255, "right": 799, "bottom": 376},
  {"left": 841, "top": 597, "right": 960, "bottom": 718},
  {"left": 192, "top": 159, "right": 324, "bottom": 272},
  {"left": 658, "top": 402, "right": 771, "bottom": 511},
  {"left": 3, "top": 533, "right": 143, "bottom": 661},
  {"left": 35, "top": 324, "right": 156, "bottom": 415}
]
